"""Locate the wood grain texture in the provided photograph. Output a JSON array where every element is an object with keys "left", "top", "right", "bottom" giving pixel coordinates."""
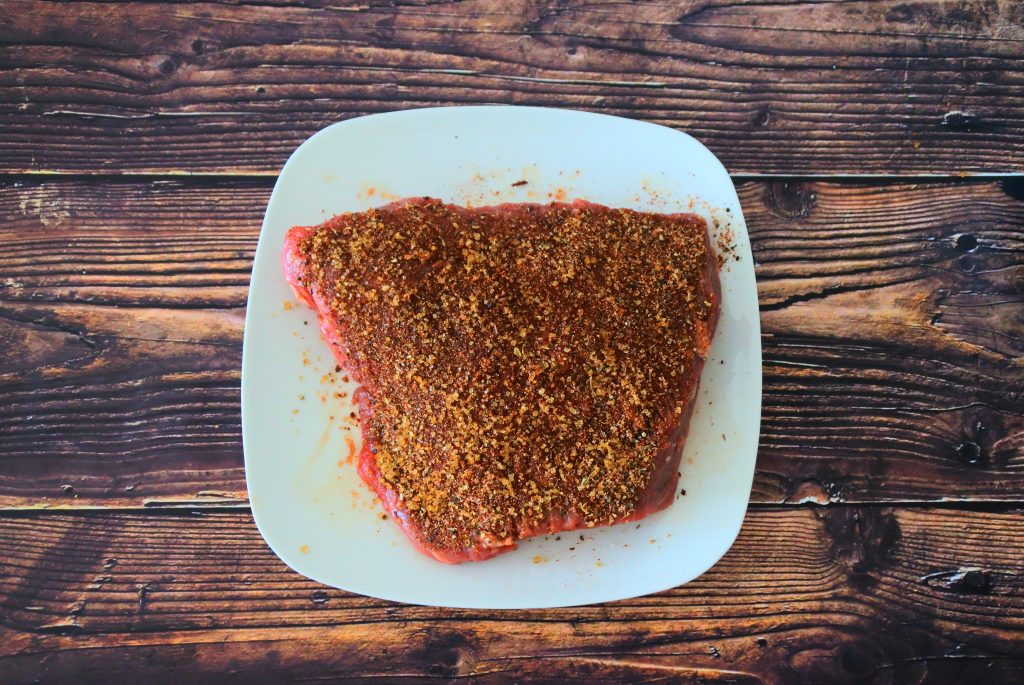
[
  {"left": 1, "top": 507, "right": 1023, "bottom": 683},
  {"left": 1, "top": 0, "right": 1023, "bottom": 175},
  {"left": 0, "top": 178, "right": 260, "bottom": 507},
  {"left": 752, "top": 178, "right": 1024, "bottom": 505},
  {"left": 2, "top": 177, "right": 1022, "bottom": 507}
]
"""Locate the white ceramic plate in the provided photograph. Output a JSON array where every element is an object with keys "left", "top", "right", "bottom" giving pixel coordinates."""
[{"left": 242, "top": 106, "right": 761, "bottom": 608}]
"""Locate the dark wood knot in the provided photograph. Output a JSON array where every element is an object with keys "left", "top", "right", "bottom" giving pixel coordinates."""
[
  {"left": 763, "top": 181, "right": 816, "bottom": 220},
  {"left": 921, "top": 569, "right": 992, "bottom": 594},
  {"left": 822, "top": 508, "right": 902, "bottom": 591},
  {"left": 420, "top": 630, "right": 477, "bottom": 678},
  {"left": 838, "top": 643, "right": 874, "bottom": 678},
  {"left": 941, "top": 110, "right": 980, "bottom": 131},
  {"left": 957, "top": 255, "right": 977, "bottom": 273}
]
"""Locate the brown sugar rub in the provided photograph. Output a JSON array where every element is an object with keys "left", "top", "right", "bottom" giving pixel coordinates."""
[{"left": 282, "top": 198, "right": 720, "bottom": 563}]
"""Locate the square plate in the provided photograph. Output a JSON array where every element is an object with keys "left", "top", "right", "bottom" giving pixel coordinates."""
[{"left": 242, "top": 106, "right": 761, "bottom": 608}]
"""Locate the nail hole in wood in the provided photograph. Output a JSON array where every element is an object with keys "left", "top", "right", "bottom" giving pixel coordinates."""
[
  {"left": 954, "top": 233, "right": 978, "bottom": 252},
  {"left": 955, "top": 441, "right": 982, "bottom": 464},
  {"left": 753, "top": 106, "right": 771, "bottom": 127}
]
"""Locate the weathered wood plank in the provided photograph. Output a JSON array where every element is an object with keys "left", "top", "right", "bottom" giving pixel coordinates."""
[
  {"left": 754, "top": 178, "right": 1024, "bottom": 505},
  {"left": 1, "top": 507, "right": 1022, "bottom": 683},
  {"left": 1, "top": 0, "right": 1023, "bottom": 175},
  {"left": 0, "top": 179, "right": 260, "bottom": 506},
  {"left": 1, "top": 178, "right": 1022, "bottom": 506}
]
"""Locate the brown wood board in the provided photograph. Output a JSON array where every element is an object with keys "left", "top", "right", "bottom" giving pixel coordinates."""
[
  {"left": 2, "top": 177, "right": 1022, "bottom": 507},
  {"left": 4, "top": 0, "right": 1024, "bottom": 680},
  {"left": 1, "top": 508, "right": 1023, "bottom": 683},
  {"left": 1, "top": 0, "right": 1023, "bottom": 175}
]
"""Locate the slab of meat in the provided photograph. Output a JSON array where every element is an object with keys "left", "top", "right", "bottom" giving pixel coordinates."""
[{"left": 282, "top": 198, "right": 720, "bottom": 563}]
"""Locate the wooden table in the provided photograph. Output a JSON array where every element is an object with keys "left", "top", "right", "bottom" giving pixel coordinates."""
[{"left": 2, "top": 2, "right": 1023, "bottom": 682}]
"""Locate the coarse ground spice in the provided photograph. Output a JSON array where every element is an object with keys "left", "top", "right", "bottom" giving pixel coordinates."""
[{"left": 289, "top": 198, "right": 718, "bottom": 560}]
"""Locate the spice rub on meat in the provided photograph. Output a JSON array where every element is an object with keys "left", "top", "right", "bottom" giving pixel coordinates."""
[{"left": 282, "top": 198, "right": 720, "bottom": 563}]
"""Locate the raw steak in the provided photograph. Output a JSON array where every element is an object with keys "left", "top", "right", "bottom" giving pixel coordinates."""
[{"left": 282, "top": 198, "right": 720, "bottom": 563}]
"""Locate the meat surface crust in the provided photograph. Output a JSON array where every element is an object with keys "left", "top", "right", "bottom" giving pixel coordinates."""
[{"left": 282, "top": 198, "right": 720, "bottom": 563}]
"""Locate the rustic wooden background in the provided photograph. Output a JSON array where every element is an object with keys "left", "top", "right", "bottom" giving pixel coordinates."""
[{"left": 2, "top": 1, "right": 1023, "bottom": 683}]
